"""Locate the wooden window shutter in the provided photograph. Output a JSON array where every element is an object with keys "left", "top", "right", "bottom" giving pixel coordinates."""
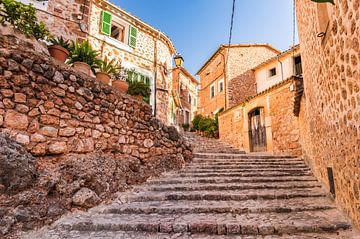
[
  {"left": 129, "top": 25, "right": 138, "bottom": 48},
  {"left": 101, "top": 11, "right": 112, "bottom": 36}
]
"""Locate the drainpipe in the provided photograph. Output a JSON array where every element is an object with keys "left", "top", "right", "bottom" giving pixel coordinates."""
[
  {"left": 277, "top": 56, "right": 284, "bottom": 81},
  {"left": 153, "top": 31, "right": 161, "bottom": 117}
]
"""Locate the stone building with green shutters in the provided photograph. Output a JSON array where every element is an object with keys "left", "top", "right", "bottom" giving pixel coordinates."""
[{"left": 20, "top": 0, "right": 177, "bottom": 124}]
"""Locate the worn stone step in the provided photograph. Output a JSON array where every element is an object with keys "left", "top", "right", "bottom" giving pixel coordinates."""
[
  {"left": 174, "top": 171, "right": 312, "bottom": 178},
  {"left": 193, "top": 158, "right": 304, "bottom": 164},
  {"left": 127, "top": 188, "right": 327, "bottom": 202},
  {"left": 179, "top": 168, "right": 311, "bottom": 174},
  {"left": 104, "top": 197, "right": 335, "bottom": 215},
  {"left": 147, "top": 176, "right": 318, "bottom": 185},
  {"left": 194, "top": 153, "right": 297, "bottom": 159},
  {"left": 141, "top": 181, "right": 321, "bottom": 192},
  {"left": 54, "top": 209, "right": 351, "bottom": 236},
  {"left": 25, "top": 229, "right": 360, "bottom": 239},
  {"left": 186, "top": 164, "right": 308, "bottom": 169}
]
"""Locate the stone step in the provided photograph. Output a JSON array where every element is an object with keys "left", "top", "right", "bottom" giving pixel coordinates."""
[
  {"left": 140, "top": 181, "right": 322, "bottom": 192},
  {"left": 194, "top": 153, "right": 297, "bottom": 159},
  {"left": 104, "top": 197, "right": 335, "bottom": 215},
  {"left": 189, "top": 161, "right": 307, "bottom": 166},
  {"left": 27, "top": 229, "right": 360, "bottom": 239},
  {"left": 186, "top": 164, "right": 308, "bottom": 169},
  {"left": 54, "top": 209, "right": 351, "bottom": 236},
  {"left": 146, "top": 176, "right": 318, "bottom": 185},
  {"left": 193, "top": 158, "right": 304, "bottom": 164},
  {"left": 178, "top": 168, "right": 311, "bottom": 174},
  {"left": 174, "top": 171, "right": 313, "bottom": 178},
  {"left": 127, "top": 188, "right": 327, "bottom": 202}
]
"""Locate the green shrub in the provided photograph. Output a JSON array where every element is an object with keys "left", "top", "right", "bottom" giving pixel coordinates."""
[
  {"left": 191, "top": 114, "right": 203, "bottom": 131},
  {"left": 182, "top": 123, "right": 190, "bottom": 131},
  {"left": 68, "top": 40, "right": 101, "bottom": 74},
  {"left": 127, "top": 81, "right": 151, "bottom": 103},
  {"left": 0, "top": 0, "right": 51, "bottom": 40},
  {"left": 198, "top": 117, "right": 214, "bottom": 132}
]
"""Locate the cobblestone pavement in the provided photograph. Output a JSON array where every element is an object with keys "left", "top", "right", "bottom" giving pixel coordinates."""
[{"left": 21, "top": 134, "right": 359, "bottom": 238}]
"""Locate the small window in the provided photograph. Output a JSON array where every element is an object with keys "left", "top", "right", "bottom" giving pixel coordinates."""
[
  {"left": 188, "top": 94, "right": 192, "bottom": 104},
  {"left": 210, "top": 85, "right": 216, "bottom": 98},
  {"left": 193, "top": 98, "right": 197, "bottom": 106},
  {"left": 219, "top": 81, "right": 224, "bottom": 92},
  {"left": 110, "top": 24, "right": 125, "bottom": 42},
  {"left": 269, "top": 68, "right": 277, "bottom": 77},
  {"left": 294, "top": 55, "right": 302, "bottom": 76}
]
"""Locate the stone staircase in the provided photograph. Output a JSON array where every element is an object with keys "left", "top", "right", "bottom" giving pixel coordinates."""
[{"left": 23, "top": 134, "right": 359, "bottom": 238}]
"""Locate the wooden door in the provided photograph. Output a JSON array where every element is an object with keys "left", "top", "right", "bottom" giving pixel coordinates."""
[{"left": 248, "top": 108, "right": 267, "bottom": 152}]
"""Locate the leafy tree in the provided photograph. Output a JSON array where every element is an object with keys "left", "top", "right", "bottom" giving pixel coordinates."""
[{"left": 0, "top": 0, "right": 51, "bottom": 39}]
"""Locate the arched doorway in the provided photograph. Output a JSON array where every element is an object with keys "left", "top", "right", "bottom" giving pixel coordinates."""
[{"left": 248, "top": 107, "right": 267, "bottom": 152}]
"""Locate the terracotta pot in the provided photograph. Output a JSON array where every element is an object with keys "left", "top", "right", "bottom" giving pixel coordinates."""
[
  {"left": 73, "top": 62, "right": 92, "bottom": 75},
  {"left": 48, "top": 45, "right": 69, "bottom": 63},
  {"left": 96, "top": 72, "right": 111, "bottom": 85},
  {"left": 112, "top": 80, "right": 129, "bottom": 93}
]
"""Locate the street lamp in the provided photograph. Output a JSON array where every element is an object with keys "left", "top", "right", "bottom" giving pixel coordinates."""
[{"left": 174, "top": 54, "right": 184, "bottom": 67}]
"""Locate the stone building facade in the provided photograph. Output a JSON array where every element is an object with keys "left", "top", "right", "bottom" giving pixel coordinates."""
[
  {"left": 197, "top": 44, "right": 279, "bottom": 117},
  {"left": 296, "top": 0, "right": 360, "bottom": 228},
  {"left": 219, "top": 77, "right": 302, "bottom": 156},
  {"left": 172, "top": 67, "right": 198, "bottom": 127},
  {"left": 20, "top": 0, "right": 177, "bottom": 125}
]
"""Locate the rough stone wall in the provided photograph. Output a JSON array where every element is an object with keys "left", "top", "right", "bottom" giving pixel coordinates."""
[
  {"left": 296, "top": 0, "right": 360, "bottom": 228},
  {"left": 198, "top": 45, "right": 278, "bottom": 116},
  {"left": 219, "top": 78, "right": 302, "bottom": 156},
  {"left": 36, "top": 0, "right": 90, "bottom": 40},
  {"left": 228, "top": 69, "right": 256, "bottom": 108},
  {"left": 32, "top": 0, "right": 175, "bottom": 124},
  {"left": 0, "top": 30, "right": 192, "bottom": 162}
]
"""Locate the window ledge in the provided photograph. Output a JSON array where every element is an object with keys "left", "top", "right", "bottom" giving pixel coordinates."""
[{"left": 104, "top": 36, "right": 134, "bottom": 53}]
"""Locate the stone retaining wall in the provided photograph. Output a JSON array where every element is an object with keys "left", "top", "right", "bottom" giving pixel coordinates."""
[{"left": 0, "top": 29, "right": 192, "bottom": 162}]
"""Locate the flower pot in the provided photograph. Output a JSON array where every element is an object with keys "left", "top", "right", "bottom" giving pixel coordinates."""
[
  {"left": 48, "top": 45, "right": 69, "bottom": 63},
  {"left": 73, "top": 62, "right": 92, "bottom": 75},
  {"left": 112, "top": 80, "right": 129, "bottom": 93},
  {"left": 96, "top": 72, "right": 111, "bottom": 85}
]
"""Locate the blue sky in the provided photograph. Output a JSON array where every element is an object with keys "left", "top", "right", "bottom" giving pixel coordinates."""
[{"left": 112, "top": 0, "right": 297, "bottom": 75}]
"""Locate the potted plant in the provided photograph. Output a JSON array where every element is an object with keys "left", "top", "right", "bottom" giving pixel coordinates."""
[
  {"left": 48, "top": 36, "right": 70, "bottom": 63},
  {"left": 68, "top": 40, "right": 100, "bottom": 76},
  {"left": 112, "top": 67, "right": 129, "bottom": 93},
  {"left": 95, "top": 57, "right": 120, "bottom": 85},
  {"left": 127, "top": 81, "right": 151, "bottom": 103}
]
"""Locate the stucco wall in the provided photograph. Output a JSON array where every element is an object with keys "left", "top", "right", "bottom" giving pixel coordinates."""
[
  {"left": 255, "top": 48, "right": 301, "bottom": 93},
  {"left": 296, "top": 0, "right": 360, "bottom": 228},
  {"left": 219, "top": 78, "right": 302, "bottom": 156}
]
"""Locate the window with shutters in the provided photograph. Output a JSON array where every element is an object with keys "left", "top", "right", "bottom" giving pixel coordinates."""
[
  {"left": 100, "top": 11, "right": 139, "bottom": 48},
  {"left": 129, "top": 25, "right": 138, "bottom": 48}
]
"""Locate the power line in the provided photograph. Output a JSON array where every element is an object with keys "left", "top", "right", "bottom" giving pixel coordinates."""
[
  {"left": 228, "top": 0, "right": 236, "bottom": 46},
  {"left": 224, "top": 0, "right": 236, "bottom": 110}
]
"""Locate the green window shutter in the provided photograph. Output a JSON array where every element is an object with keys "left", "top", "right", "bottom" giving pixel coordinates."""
[
  {"left": 101, "top": 11, "right": 112, "bottom": 36},
  {"left": 129, "top": 25, "right": 138, "bottom": 48}
]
